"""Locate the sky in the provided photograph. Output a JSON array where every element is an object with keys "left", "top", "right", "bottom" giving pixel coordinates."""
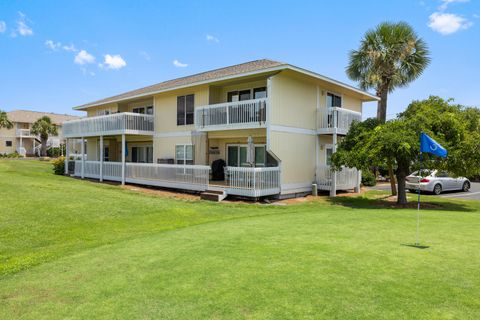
[{"left": 0, "top": 0, "right": 479, "bottom": 119}]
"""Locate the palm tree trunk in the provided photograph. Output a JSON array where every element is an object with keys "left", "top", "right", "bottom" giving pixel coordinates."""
[
  {"left": 41, "top": 137, "right": 48, "bottom": 157},
  {"left": 376, "top": 88, "right": 388, "bottom": 124}
]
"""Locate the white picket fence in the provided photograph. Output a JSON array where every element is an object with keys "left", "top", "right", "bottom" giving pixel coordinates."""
[
  {"left": 195, "top": 98, "right": 267, "bottom": 131},
  {"left": 317, "top": 107, "right": 361, "bottom": 134},
  {"left": 225, "top": 166, "right": 281, "bottom": 197},
  {"left": 317, "top": 165, "right": 359, "bottom": 191},
  {"left": 63, "top": 112, "right": 154, "bottom": 138}
]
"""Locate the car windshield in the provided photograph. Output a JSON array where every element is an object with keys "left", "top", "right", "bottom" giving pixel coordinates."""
[{"left": 410, "top": 169, "right": 433, "bottom": 177}]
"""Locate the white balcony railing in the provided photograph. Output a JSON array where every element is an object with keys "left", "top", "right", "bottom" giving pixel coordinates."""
[
  {"left": 225, "top": 166, "right": 280, "bottom": 197},
  {"left": 63, "top": 112, "right": 154, "bottom": 138},
  {"left": 317, "top": 107, "right": 361, "bottom": 135},
  {"left": 16, "top": 129, "right": 34, "bottom": 137},
  {"left": 317, "top": 165, "right": 359, "bottom": 191},
  {"left": 73, "top": 161, "right": 210, "bottom": 191},
  {"left": 195, "top": 98, "right": 267, "bottom": 131}
]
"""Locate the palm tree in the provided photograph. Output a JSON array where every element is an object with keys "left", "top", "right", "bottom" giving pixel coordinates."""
[
  {"left": 0, "top": 110, "right": 13, "bottom": 129},
  {"left": 31, "top": 116, "right": 58, "bottom": 156},
  {"left": 347, "top": 22, "right": 430, "bottom": 196},
  {"left": 347, "top": 22, "right": 430, "bottom": 122}
]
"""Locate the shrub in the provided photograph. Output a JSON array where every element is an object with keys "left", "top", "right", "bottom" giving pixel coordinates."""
[
  {"left": 52, "top": 156, "right": 65, "bottom": 175},
  {"left": 361, "top": 170, "right": 377, "bottom": 187}
]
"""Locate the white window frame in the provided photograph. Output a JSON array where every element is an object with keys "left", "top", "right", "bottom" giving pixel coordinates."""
[
  {"left": 324, "top": 144, "right": 334, "bottom": 166},
  {"left": 226, "top": 86, "right": 267, "bottom": 102},
  {"left": 226, "top": 143, "right": 266, "bottom": 167},
  {"left": 175, "top": 144, "right": 194, "bottom": 165},
  {"left": 325, "top": 91, "right": 343, "bottom": 109}
]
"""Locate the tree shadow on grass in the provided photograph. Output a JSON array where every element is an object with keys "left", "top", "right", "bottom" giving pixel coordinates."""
[{"left": 326, "top": 194, "right": 476, "bottom": 212}]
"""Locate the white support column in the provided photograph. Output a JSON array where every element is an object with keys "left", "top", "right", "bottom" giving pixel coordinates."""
[
  {"left": 99, "top": 136, "right": 104, "bottom": 182},
  {"left": 354, "top": 169, "right": 362, "bottom": 193},
  {"left": 330, "top": 110, "right": 337, "bottom": 197},
  {"left": 64, "top": 138, "right": 69, "bottom": 175},
  {"left": 81, "top": 137, "right": 85, "bottom": 179},
  {"left": 121, "top": 134, "right": 126, "bottom": 185}
]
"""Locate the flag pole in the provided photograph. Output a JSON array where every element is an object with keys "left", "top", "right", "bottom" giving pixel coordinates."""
[{"left": 416, "top": 132, "right": 423, "bottom": 246}]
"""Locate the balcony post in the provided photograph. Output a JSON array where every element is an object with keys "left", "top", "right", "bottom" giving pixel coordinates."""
[
  {"left": 355, "top": 169, "right": 362, "bottom": 193},
  {"left": 330, "top": 123, "right": 337, "bottom": 197},
  {"left": 226, "top": 104, "right": 230, "bottom": 125},
  {"left": 81, "top": 137, "right": 85, "bottom": 179},
  {"left": 64, "top": 138, "right": 69, "bottom": 175},
  {"left": 121, "top": 134, "right": 125, "bottom": 185},
  {"left": 99, "top": 135, "right": 103, "bottom": 182}
]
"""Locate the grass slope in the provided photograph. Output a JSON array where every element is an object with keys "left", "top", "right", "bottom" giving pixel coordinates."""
[{"left": 1, "top": 160, "right": 480, "bottom": 319}]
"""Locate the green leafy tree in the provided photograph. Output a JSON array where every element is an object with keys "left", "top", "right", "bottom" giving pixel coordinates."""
[
  {"left": 31, "top": 116, "right": 58, "bottom": 157},
  {"left": 333, "top": 97, "right": 480, "bottom": 205},
  {"left": 347, "top": 22, "right": 430, "bottom": 195},
  {"left": 0, "top": 110, "right": 13, "bottom": 129}
]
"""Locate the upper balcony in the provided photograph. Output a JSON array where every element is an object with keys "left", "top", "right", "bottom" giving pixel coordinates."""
[
  {"left": 63, "top": 112, "right": 154, "bottom": 138},
  {"left": 195, "top": 98, "right": 267, "bottom": 131},
  {"left": 317, "top": 107, "right": 362, "bottom": 135},
  {"left": 16, "top": 129, "right": 35, "bottom": 138}
]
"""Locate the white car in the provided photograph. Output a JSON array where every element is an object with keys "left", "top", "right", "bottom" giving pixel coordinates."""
[{"left": 406, "top": 170, "right": 471, "bottom": 195}]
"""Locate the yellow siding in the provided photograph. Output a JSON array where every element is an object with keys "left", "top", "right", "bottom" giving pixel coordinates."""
[
  {"left": 269, "top": 131, "right": 316, "bottom": 189},
  {"left": 154, "top": 85, "right": 209, "bottom": 133},
  {"left": 270, "top": 71, "right": 317, "bottom": 129},
  {"left": 86, "top": 103, "right": 119, "bottom": 117}
]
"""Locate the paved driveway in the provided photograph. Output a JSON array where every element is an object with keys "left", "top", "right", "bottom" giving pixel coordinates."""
[{"left": 368, "top": 182, "right": 480, "bottom": 200}]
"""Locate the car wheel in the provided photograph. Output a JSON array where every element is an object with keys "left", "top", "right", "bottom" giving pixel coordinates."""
[
  {"left": 433, "top": 184, "right": 442, "bottom": 195},
  {"left": 462, "top": 181, "right": 470, "bottom": 192}
]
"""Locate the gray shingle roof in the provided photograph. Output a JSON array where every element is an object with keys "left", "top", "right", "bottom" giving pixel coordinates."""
[{"left": 75, "top": 59, "right": 285, "bottom": 109}]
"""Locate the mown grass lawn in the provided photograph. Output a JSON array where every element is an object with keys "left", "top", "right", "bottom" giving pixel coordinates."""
[{"left": 1, "top": 160, "right": 479, "bottom": 319}]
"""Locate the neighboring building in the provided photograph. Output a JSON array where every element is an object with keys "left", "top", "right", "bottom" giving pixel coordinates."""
[
  {"left": 0, "top": 110, "right": 79, "bottom": 156},
  {"left": 63, "top": 59, "right": 378, "bottom": 199}
]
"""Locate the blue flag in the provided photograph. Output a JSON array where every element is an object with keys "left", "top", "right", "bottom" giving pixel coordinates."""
[{"left": 420, "top": 132, "right": 447, "bottom": 158}]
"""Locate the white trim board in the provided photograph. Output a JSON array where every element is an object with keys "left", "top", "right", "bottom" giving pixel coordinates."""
[
  {"left": 270, "top": 125, "right": 317, "bottom": 136},
  {"left": 154, "top": 131, "right": 192, "bottom": 138}
]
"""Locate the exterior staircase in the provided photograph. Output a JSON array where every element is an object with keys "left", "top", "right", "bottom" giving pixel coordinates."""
[{"left": 200, "top": 189, "right": 227, "bottom": 202}]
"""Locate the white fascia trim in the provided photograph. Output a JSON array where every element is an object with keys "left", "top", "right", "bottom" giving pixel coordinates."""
[
  {"left": 154, "top": 131, "right": 192, "bottom": 138},
  {"left": 74, "top": 64, "right": 378, "bottom": 110},
  {"left": 270, "top": 125, "right": 317, "bottom": 136}
]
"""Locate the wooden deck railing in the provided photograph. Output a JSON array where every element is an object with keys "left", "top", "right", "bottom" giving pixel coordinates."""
[
  {"left": 317, "top": 165, "right": 359, "bottom": 191},
  {"left": 225, "top": 166, "right": 280, "bottom": 197}
]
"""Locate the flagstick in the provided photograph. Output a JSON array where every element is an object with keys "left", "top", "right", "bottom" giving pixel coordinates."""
[{"left": 416, "top": 151, "right": 422, "bottom": 246}]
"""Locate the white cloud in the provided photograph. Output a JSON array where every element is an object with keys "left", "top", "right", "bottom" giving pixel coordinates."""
[
  {"left": 12, "top": 12, "right": 33, "bottom": 37},
  {"left": 45, "top": 40, "right": 61, "bottom": 51},
  {"left": 0, "top": 21, "right": 6, "bottom": 33},
  {"left": 206, "top": 34, "right": 219, "bottom": 43},
  {"left": 74, "top": 50, "right": 96, "bottom": 65},
  {"left": 428, "top": 12, "right": 473, "bottom": 35},
  {"left": 62, "top": 44, "right": 77, "bottom": 52},
  {"left": 438, "top": 0, "right": 469, "bottom": 11},
  {"left": 474, "top": 14, "right": 480, "bottom": 19},
  {"left": 173, "top": 59, "right": 188, "bottom": 67},
  {"left": 101, "top": 54, "right": 127, "bottom": 69}
]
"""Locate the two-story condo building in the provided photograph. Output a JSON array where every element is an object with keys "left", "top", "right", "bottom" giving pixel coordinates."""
[
  {"left": 0, "top": 110, "right": 79, "bottom": 156},
  {"left": 63, "top": 60, "right": 379, "bottom": 200}
]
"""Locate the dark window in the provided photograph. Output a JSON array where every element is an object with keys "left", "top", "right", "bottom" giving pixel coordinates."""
[
  {"left": 227, "top": 91, "right": 239, "bottom": 102},
  {"left": 132, "top": 107, "right": 145, "bottom": 114},
  {"left": 5, "top": 141, "right": 12, "bottom": 147},
  {"left": 253, "top": 87, "right": 267, "bottom": 99},
  {"left": 146, "top": 106, "right": 153, "bottom": 115},
  {"left": 132, "top": 147, "right": 138, "bottom": 162},
  {"left": 177, "top": 94, "right": 194, "bottom": 125},
  {"left": 327, "top": 93, "right": 342, "bottom": 108},
  {"left": 239, "top": 90, "right": 251, "bottom": 101}
]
